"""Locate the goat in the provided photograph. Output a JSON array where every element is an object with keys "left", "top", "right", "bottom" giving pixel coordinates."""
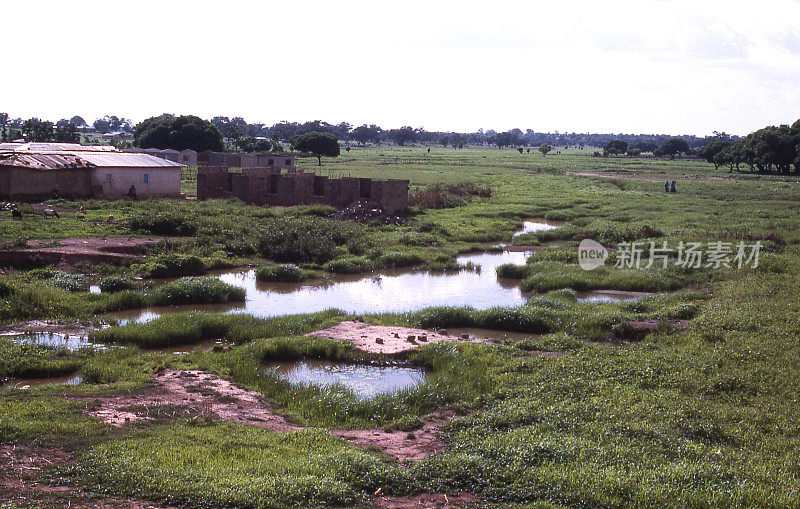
[
  {"left": 107, "top": 214, "right": 114, "bottom": 223},
  {"left": 12, "top": 209, "right": 21, "bottom": 220},
  {"left": 43, "top": 208, "right": 59, "bottom": 218}
]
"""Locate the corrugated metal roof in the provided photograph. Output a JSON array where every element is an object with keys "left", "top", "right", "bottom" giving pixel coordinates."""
[
  {"left": 0, "top": 153, "right": 94, "bottom": 169},
  {"left": 0, "top": 151, "right": 183, "bottom": 169},
  {"left": 14, "top": 142, "right": 119, "bottom": 152},
  {"left": 75, "top": 152, "right": 183, "bottom": 167}
]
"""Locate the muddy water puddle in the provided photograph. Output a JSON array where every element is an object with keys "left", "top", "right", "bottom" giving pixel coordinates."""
[
  {"left": 512, "top": 218, "right": 566, "bottom": 237},
  {"left": 111, "top": 250, "right": 534, "bottom": 323},
  {"left": 446, "top": 328, "right": 543, "bottom": 342},
  {"left": 576, "top": 290, "right": 650, "bottom": 303},
  {"left": 2, "top": 373, "right": 83, "bottom": 390},
  {"left": 265, "top": 360, "right": 427, "bottom": 399},
  {"left": 0, "top": 332, "right": 105, "bottom": 351}
]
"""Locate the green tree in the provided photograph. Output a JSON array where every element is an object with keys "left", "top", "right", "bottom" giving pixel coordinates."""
[
  {"left": 386, "top": 127, "right": 417, "bottom": 146},
  {"left": 54, "top": 122, "right": 80, "bottom": 143},
  {"left": 494, "top": 131, "right": 520, "bottom": 148},
  {"left": 351, "top": 124, "right": 382, "bottom": 145},
  {"left": 0, "top": 113, "right": 8, "bottom": 141},
  {"left": 655, "top": 137, "right": 690, "bottom": 159},
  {"left": 21, "top": 118, "right": 54, "bottom": 142},
  {"left": 603, "top": 139, "right": 628, "bottom": 156},
  {"left": 538, "top": 144, "right": 552, "bottom": 157},
  {"left": 134, "top": 115, "right": 224, "bottom": 152},
  {"left": 697, "top": 137, "right": 733, "bottom": 170},
  {"left": 291, "top": 131, "right": 340, "bottom": 165}
]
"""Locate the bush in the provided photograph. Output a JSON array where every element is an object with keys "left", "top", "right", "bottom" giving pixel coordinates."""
[
  {"left": 257, "top": 218, "right": 361, "bottom": 264},
  {"left": 377, "top": 251, "right": 424, "bottom": 268},
  {"left": 324, "top": 257, "right": 375, "bottom": 274},
  {"left": 256, "top": 264, "right": 306, "bottom": 282},
  {"left": 99, "top": 276, "right": 136, "bottom": 293},
  {"left": 128, "top": 212, "right": 197, "bottom": 236},
  {"left": 144, "top": 254, "right": 206, "bottom": 278},
  {"left": 147, "top": 277, "right": 245, "bottom": 306}
]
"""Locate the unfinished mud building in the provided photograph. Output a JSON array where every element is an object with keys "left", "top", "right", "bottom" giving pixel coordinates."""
[{"left": 197, "top": 166, "right": 409, "bottom": 214}]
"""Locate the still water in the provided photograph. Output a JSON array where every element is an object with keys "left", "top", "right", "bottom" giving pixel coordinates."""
[
  {"left": 112, "top": 250, "right": 533, "bottom": 323},
  {"left": 265, "top": 359, "right": 427, "bottom": 399}
]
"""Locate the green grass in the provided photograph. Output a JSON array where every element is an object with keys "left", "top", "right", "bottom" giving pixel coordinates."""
[
  {"left": 64, "top": 424, "right": 409, "bottom": 508},
  {"left": 3, "top": 146, "right": 800, "bottom": 507}
]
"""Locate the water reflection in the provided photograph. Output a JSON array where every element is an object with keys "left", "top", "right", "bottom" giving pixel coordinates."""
[
  {"left": 512, "top": 219, "right": 565, "bottom": 237},
  {"left": 3, "top": 374, "right": 83, "bottom": 389},
  {"left": 265, "top": 360, "right": 426, "bottom": 399},
  {"left": 0, "top": 332, "right": 105, "bottom": 351},
  {"left": 113, "top": 250, "right": 532, "bottom": 323}
]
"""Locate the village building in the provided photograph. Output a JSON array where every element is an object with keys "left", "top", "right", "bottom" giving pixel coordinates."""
[
  {"left": 0, "top": 144, "right": 182, "bottom": 201},
  {"left": 197, "top": 166, "right": 409, "bottom": 213},
  {"left": 179, "top": 149, "right": 197, "bottom": 165}
]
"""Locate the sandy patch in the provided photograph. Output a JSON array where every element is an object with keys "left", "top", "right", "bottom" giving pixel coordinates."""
[{"left": 307, "top": 321, "right": 492, "bottom": 354}]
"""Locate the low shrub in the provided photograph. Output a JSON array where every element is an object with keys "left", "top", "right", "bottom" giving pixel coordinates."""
[
  {"left": 99, "top": 276, "right": 136, "bottom": 293},
  {"left": 256, "top": 264, "right": 306, "bottom": 282},
  {"left": 147, "top": 277, "right": 245, "bottom": 306},
  {"left": 324, "top": 257, "right": 375, "bottom": 274},
  {"left": 128, "top": 212, "right": 197, "bottom": 236},
  {"left": 143, "top": 254, "right": 206, "bottom": 278}
]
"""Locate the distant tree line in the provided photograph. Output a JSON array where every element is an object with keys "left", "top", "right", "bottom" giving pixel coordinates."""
[{"left": 696, "top": 121, "right": 800, "bottom": 174}]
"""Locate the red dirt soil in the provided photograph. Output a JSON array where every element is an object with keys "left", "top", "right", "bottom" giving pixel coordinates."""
[
  {"left": 0, "top": 237, "right": 177, "bottom": 266},
  {"left": 80, "top": 369, "right": 459, "bottom": 463}
]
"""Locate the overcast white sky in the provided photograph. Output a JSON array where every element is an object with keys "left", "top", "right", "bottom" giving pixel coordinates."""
[{"left": 3, "top": 0, "right": 799, "bottom": 135}]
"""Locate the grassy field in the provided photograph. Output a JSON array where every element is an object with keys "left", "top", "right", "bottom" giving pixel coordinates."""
[{"left": 2, "top": 146, "right": 800, "bottom": 507}]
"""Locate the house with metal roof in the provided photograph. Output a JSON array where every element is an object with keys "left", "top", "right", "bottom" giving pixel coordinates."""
[{"left": 0, "top": 145, "right": 183, "bottom": 201}]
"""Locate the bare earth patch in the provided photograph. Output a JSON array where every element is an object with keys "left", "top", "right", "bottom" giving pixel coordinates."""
[
  {"left": 306, "top": 321, "right": 492, "bottom": 354},
  {"left": 374, "top": 492, "right": 480, "bottom": 508},
  {"left": 0, "top": 236, "right": 178, "bottom": 266},
  {"left": 80, "top": 369, "right": 458, "bottom": 463}
]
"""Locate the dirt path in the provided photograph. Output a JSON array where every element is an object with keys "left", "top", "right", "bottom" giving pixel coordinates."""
[
  {"left": 307, "top": 321, "right": 495, "bottom": 355},
  {"left": 0, "top": 237, "right": 178, "bottom": 266}
]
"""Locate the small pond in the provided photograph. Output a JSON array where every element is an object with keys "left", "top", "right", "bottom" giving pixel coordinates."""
[
  {"left": 0, "top": 332, "right": 106, "bottom": 351},
  {"left": 575, "top": 290, "right": 649, "bottom": 303},
  {"left": 512, "top": 219, "right": 565, "bottom": 237},
  {"left": 265, "top": 360, "right": 427, "bottom": 399},
  {"left": 111, "top": 249, "right": 533, "bottom": 323},
  {"left": 2, "top": 374, "right": 83, "bottom": 390}
]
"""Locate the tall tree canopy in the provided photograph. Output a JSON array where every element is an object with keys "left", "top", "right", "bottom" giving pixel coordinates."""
[
  {"left": 603, "top": 139, "right": 628, "bottom": 156},
  {"left": 655, "top": 137, "right": 691, "bottom": 159},
  {"left": 291, "top": 131, "right": 340, "bottom": 165},
  {"left": 134, "top": 115, "right": 224, "bottom": 152},
  {"left": 386, "top": 127, "right": 417, "bottom": 146}
]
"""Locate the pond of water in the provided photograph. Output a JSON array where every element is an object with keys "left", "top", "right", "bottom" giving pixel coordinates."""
[
  {"left": 2, "top": 373, "right": 83, "bottom": 390},
  {"left": 512, "top": 219, "right": 565, "bottom": 237},
  {"left": 265, "top": 360, "right": 427, "bottom": 399},
  {"left": 0, "top": 332, "right": 106, "bottom": 351},
  {"left": 110, "top": 249, "right": 533, "bottom": 323}
]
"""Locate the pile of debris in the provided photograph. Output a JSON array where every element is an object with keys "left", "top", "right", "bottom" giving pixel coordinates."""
[{"left": 329, "top": 200, "right": 408, "bottom": 225}]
